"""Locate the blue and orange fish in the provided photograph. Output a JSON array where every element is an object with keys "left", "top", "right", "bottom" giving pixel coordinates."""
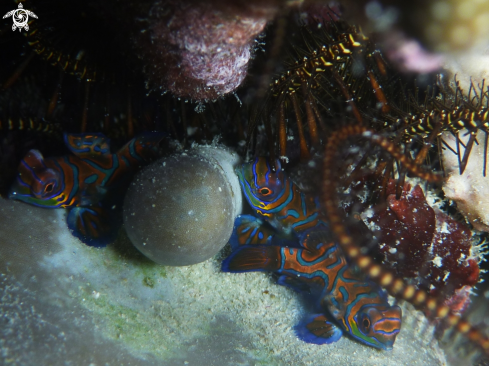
[
  {"left": 222, "top": 158, "right": 402, "bottom": 350},
  {"left": 9, "top": 132, "right": 164, "bottom": 246}
]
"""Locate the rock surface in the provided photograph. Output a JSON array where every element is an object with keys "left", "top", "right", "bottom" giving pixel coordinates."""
[{"left": 442, "top": 129, "right": 489, "bottom": 232}]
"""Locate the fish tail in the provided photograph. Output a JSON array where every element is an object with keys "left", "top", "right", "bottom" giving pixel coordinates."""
[{"left": 222, "top": 245, "right": 281, "bottom": 273}]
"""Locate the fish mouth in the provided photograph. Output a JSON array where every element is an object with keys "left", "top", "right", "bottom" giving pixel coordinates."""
[
  {"left": 7, "top": 182, "right": 59, "bottom": 208},
  {"left": 234, "top": 164, "right": 245, "bottom": 182},
  {"left": 8, "top": 187, "right": 33, "bottom": 203},
  {"left": 8, "top": 182, "right": 28, "bottom": 200},
  {"left": 8, "top": 191, "right": 35, "bottom": 205}
]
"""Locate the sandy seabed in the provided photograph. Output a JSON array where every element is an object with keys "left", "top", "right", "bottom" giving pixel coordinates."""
[{"left": 0, "top": 199, "right": 448, "bottom": 366}]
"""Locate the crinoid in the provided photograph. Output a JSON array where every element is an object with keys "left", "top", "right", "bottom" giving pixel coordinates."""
[
  {"left": 246, "top": 16, "right": 376, "bottom": 161},
  {"left": 0, "top": 0, "right": 150, "bottom": 137},
  {"left": 368, "top": 75, "right": 489, "bottom": 177},
  {"left": 240, "top": 9, "right": 489, "bottom": 361},
  {"left": 321, "top": 124, "right": 489, "bottom": 359},
  {"left": 246, "top": 11, "right": 489, "bottom": 179}
]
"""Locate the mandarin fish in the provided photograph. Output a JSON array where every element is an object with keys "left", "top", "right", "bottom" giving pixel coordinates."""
[
  {"left": 9, "top": 132, "right": 164, "bottom": 247},
  {"left": 222, "top": 157, "right": 402, "bottom": 350}
]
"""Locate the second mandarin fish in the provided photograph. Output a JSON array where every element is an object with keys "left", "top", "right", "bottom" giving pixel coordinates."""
[
  {"left": 222, "top": 157, "right": 402, "bottom": 350},
  {"left": 9, "top": 132, "right": 164, "bottom": 246}
]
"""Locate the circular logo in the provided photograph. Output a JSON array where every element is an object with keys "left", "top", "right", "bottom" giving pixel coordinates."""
[
  {"left": 12, "top": 9, "right": 28, "bottom": 29},
  {"left": 3, "top": 3, "right": 38, "bottom": 32}
]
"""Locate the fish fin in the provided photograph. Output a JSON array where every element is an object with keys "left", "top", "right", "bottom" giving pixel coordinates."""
[
  {"left": 277, "top": 275, "right": 326, "bottom": 300},
  {"left": 222, "top": 245, "right": 281, "bottom": 273},
  {"left": 277, "top": 275, "right": 311, "bottom": 294},
  {"left": 295, "top": 314, "right": 343, "bottom": 345},
  {"left": 269, "top": 235, "right": 303, "bottom": 248},
  {"left": 64, "top": 133, "right": 111, "bottom": 157},
  {"left": 117, "top": 132, "right": 166, "bottom": 163},
  {"left": 230, "top": 215, "right": 274, "bottom": 249},
  {"left": 231, "top": 214, "right": 299, "bottom": 249},
  {"left": 298, "top": 228, "right": 333, "bottom": 251},
  {"left": 67, "top": 205, "right": 119, "bottom": 247}
]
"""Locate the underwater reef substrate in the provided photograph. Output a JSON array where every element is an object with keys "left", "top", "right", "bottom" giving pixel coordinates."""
[{"left": 0, "top": 199, "right": 447, "bottom": 365}]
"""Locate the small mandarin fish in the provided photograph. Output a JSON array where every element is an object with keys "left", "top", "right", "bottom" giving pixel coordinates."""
[
  {"left": 222, "top": 157, "right": 402, "bottom": 350},
  {"left": 9, "top": 132, "right": 164, "bottom": 246}
]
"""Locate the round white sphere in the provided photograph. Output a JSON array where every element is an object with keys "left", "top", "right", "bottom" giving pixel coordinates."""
[{"left": 123, "top": 145, "right": 242, "bottom": 266}]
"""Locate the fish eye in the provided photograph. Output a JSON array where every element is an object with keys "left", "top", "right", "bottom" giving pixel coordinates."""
[
  {"left": 44, "top": 182, "right": 54, "bottom": 193},
  {"left": 258, "top": 187, "right": 272, "bottom": 196},
  {"left": 362, "top": 317, "right": 370, "bottom": 331}
]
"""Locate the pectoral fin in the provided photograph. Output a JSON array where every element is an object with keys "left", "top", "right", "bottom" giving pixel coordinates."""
[
  {"left": 230, "top": 215, "right": 298, "bottom": 250},
  {"left": 277, "top": 275, "right": 311, "bottom": 294},
  {"left": 67, "top": 205, "right": 119, "bottom": 247},
  {"left": 298, "top": 228, "right": 334, "bottom": 252},
  {"left": 221, "top": 245, "right": 281, "bottom": 273},
  {"left": 230, "top": 215, "right": 273, "bottom": 249},
  {"left": 295, "top": 314, "right": 343, "bottom": 345}
]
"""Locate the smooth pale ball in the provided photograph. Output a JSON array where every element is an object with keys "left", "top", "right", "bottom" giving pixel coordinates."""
[{"left": 123, "top": 146, "right": 242, "bottom": 266}]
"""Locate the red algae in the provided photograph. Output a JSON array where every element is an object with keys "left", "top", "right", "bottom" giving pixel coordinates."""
[
  {"left": 379, "top": 183, "right": 436, "bottom": 279},
  {"left": 349, "top": 178, "right": 480, "bottom": 305}
]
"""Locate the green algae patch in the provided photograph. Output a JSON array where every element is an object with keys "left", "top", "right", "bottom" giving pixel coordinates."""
[
  {"left": 67, "top": 235, "right": 185, "bottom": 360},
  {"left": 73, "top": 244, "right": 282, "bottom": 364},
  {"left": 140, "top": 264, "right": 167, "bottom": 279},
  {"left": 143, "top": 276, "right": 155, "bottom": 288},
  {"left": 81, "top": 292, "right": 181, "bottom": 359}
]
